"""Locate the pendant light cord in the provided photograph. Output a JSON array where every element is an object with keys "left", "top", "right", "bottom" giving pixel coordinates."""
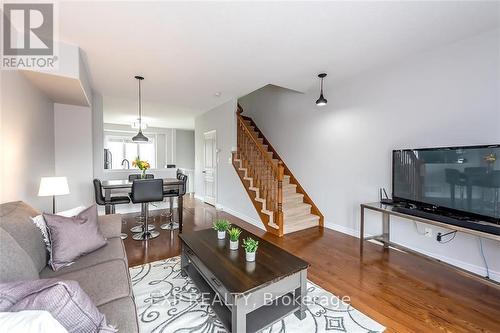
[
  {"left": 320, "top": 77, "right": 324, "bottom": 94},
  {"left": 138, "top": 79, "right": 142, "bottom": 131}
]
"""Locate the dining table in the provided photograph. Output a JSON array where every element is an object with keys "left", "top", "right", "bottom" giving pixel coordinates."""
[{"left": 101, "top": 178, "right": 185, "bottom": 231}]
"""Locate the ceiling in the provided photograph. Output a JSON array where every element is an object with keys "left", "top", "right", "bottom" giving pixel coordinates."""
[{"left": 58, "top": 1, "right": 499, "bottom": 129}]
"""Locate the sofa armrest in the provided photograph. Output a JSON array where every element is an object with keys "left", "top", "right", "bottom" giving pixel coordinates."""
[{"left": 98, "top": 214, "right": 123, "bottom": 239}]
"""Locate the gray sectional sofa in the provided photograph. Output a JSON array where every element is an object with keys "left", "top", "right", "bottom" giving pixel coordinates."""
[{"left": 0, "top": 201, "right": 139, "bottom": 333}]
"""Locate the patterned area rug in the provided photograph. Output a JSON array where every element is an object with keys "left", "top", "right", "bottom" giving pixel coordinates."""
[{"left": 130, "top": 257, "right": 385, "bottom": 333}]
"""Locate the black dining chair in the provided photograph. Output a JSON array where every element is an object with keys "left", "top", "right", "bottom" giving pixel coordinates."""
[
  {"left": 130, "top": 179, "right": 164, "bottom": 241},
  {"left": 160, "top": 173, "right": 188, "bottom": 231},
  {"left": 128, "top": 174, "right": 154, "bottom": 181},
  {"left": 93, "top": 179, "right": 130, "bottom": 239},
  {"left": 128, "top": 174, "right": 154, "bottom": 226},
  {"left": 93, "top": 179, "right": 130, "bottom": 214}
]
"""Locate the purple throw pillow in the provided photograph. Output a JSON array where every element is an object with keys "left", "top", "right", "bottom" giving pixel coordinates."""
[
  {"left": 0, "top": 279, "right": 116, "bottom": 332},
  {"left": 43, "top": 205, "right": 106, "bottom": 271}
]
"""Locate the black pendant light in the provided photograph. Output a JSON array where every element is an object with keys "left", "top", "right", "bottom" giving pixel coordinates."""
[
  {"left": 132, "top": 75, "right": 148, "bottom": 142},
  {"left": 315, "top": 73, "right": 328, "bottom": 106}
]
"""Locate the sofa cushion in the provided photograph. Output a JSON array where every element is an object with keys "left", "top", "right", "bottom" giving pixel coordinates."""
[
  {"left": 98, "top": 296, "right": 139, "bottom": 333},
  {"left": 0, "top": 227, "right": 39, "bottom": 282},
  {"left": 31, "top": 206, "right": 86, "bottom": 254},
  {"left": 39, "top": 238, "right": 127, "bottom": 278},
  {"left": 43, "top": 205, "right": 107, "bottom": 271},
  {"left": 0, "top": 279, "right": 117, "bottom": 332},
  {"left": 0, "top": 201, "right": 47, "bottom": 272},
  {"left": 41, "top": 260, "right": 132, "bottom": 306}
]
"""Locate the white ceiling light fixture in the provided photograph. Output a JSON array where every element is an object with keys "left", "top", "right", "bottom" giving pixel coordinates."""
[
  {"left": 132, "top": 119, "right": 148, "bottom": 130},
  {"left": 132, "top": 75, "right": 149, "bottom": 142}
]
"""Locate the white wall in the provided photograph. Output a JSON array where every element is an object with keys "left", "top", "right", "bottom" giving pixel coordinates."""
[
  {"left": 54, "top": 103, "right": 94, "bottom": 211},
  {"left": 239, "top": 29, "right": 500, "bottom": 281},
  {"left": 175, "top": 129, "right": 195, "bottom": 170},
  {"left": 0, "top": 71, "right": 55, "bottom": 212},
  {"left": 194, "top": 99, "right": 260, "bottom": 224}
]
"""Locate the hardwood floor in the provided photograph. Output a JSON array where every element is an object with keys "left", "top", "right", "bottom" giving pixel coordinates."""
[{"left": 121, "top": 195, "right": 500, "bottom": 332}]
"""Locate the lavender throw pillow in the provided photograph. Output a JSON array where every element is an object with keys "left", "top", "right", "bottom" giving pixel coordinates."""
[
  {"left": 43, "top": 205, "right": 106, "bottom": 271},
  {"left": 0, "top": 279, "right": 116, "bottom": 332}
]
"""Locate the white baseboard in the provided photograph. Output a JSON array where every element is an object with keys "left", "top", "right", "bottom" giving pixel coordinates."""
[
  {"left": 325, "top": 220, "right": 359, "bottom": 237},
  {"left": 216, "top": 204, "right": 264, "bottom": 230},
  {"left": 402, "top": 243, "right": 500, "bottom": 282}
]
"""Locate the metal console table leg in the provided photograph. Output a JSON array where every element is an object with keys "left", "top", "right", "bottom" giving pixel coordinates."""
[
  {"left": 360, "top": 204, "right": 391, "bottom": 253},
  {"left": 382, "top": 212, "right": 390, "bottom": 248}
]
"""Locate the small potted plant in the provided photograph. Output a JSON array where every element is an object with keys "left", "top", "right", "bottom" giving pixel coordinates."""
[
  {"left": 213, "top": 219, "right": 231, "bottom": 239},
  {"left": 228, "top": 227, "right": 242, "bottom": 250},
  {"left": 242, "top": 237, "right": 259, "bottom": 262}
]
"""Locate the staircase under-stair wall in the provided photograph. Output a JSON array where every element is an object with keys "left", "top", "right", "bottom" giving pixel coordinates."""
[{"left": 232, "top": 105, "right": 324, "bottom": 237}]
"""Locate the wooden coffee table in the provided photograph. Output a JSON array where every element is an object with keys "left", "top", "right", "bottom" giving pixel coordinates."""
[{"left": 179, "top": 228, "right": 309, "bottom": 333}]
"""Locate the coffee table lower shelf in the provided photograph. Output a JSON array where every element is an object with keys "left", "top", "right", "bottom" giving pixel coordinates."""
[{"left": 185, "top": 264, "right": 300, "bottom": 333}]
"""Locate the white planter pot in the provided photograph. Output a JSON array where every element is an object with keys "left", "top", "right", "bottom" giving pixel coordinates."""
[
  {"left": 245, "top": 251, "right": 256, "bottom": 262},
  {"left": 229, "top": 240, "right": 239, "bottom": 250},
  {"left": 217, "top": 231, "right": 226, "bottom": 239}
]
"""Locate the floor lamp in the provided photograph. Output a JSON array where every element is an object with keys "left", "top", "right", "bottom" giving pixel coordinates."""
[{"left": 38, "top": 177, "right": 70, "bottom": 213}]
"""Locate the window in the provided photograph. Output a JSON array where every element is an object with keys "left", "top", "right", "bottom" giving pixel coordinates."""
[{"left": 104, "top": 132, "right": 156, "bottom": 169}]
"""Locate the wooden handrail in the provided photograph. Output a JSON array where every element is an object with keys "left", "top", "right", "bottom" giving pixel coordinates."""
[
  {"left": 276, "top": 161, "right": 284, "bottom": 233},
  {"left": 237, "top": 114, "right": 279, "bottom": 173},
  {"left": 236, "top": 111, "right": 285, "bottom": 235},
  {"left": 239, "top": 114, "right": 324, "bottom": 228}
]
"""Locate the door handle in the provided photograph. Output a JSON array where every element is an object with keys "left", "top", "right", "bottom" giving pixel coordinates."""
[{"left": 202, "top": 170, "right": 206, "bottom": 174}]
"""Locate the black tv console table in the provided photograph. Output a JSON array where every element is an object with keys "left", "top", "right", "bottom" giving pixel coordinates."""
[{"left": 360, "top": 202, "right": 500, "bottom": 287}]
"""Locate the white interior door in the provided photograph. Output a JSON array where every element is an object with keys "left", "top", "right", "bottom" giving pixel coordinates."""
[{"left": 203, "top": 130, "right": 217, "bottom": 206}]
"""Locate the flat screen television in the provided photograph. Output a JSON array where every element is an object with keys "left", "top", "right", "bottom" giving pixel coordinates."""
[{"left": 392, "top": 144, "right": 500, "bottom": 224}]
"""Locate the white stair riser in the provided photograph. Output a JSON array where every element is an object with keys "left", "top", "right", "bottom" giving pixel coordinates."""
[
  {"left": 283, "top": 206, "right": 311, "bottom": 218},
  {"left": 284, "top": 196, "right": 303, "bottom": 204},
  {"left": 284, "top": 221, "right": 319, "bottom": 234},
  {"left": 283, "top": 186, "right": 297, "bottom": 194}
]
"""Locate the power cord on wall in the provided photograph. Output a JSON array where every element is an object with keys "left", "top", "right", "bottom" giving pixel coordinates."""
[
  {"left": 415, "top": 224, "right": 491, "bottom": 279},
  {"left": 479, "top": 237, "right": 490, "bottom": 279},
  {"left": 436, "top": 230, "right": 457, "bottom": 243}
]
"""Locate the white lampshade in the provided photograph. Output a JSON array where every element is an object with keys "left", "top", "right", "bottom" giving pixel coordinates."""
[{"left": 38, "top": 177, "right": 70, "bottom": 197}]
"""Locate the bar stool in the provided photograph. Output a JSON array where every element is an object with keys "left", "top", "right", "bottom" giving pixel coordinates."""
[
  {"left": 93, "top": 179, "right": 130, "bottom": 239},
  {"left": 159, "top": 170, "right": 183, "bottom": 222},
  {"left": 130, "top": 179, "right": 163, "bottom": 241},
  {"left": 93, "top": 179, "right": 131, "bottom": 214},
  {"left": 129, "top": 174, "right": 155, "bottom": 232},
  {"left": 161, "top": 173, "right": 187, "bottom": 231}
]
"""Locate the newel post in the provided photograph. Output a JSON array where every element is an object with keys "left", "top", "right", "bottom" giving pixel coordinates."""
[{"left": 277, "top": 161, "right": 284, "bottom": 236}]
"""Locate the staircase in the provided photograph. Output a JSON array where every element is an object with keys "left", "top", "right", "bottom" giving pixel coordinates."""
[{"left": 232, "top": 106, "right": 324, "bottom": 237}]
